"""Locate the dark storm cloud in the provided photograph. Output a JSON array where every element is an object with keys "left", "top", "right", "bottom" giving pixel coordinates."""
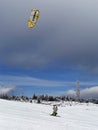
[{"left": 0, "top": 0, "right": 98, "bottom": 71}]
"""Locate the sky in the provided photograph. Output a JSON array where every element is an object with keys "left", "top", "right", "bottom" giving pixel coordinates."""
[{"left": 0, "top": 0, "right": 98, "bottom": 98}]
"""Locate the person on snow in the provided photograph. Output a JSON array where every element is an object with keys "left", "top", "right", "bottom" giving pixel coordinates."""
[{"left": 51, "top": 105, "right": 58, "bottom": 116}]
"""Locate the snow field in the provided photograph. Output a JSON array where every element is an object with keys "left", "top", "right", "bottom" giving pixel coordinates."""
[{"left": 0, "top": 99, "right": 98, "bottom": 130}]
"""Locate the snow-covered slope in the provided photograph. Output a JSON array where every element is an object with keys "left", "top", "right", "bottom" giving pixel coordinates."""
[{"left": 0, "top": 99, "right": 98, "bottom": 130}]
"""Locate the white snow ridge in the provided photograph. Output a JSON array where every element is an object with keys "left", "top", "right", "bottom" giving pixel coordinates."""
[{"left": 0, "top": 99, "right": 98, "bottom": 130}]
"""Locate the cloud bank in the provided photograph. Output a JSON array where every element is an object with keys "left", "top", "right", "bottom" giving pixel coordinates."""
[
  {"left": 65, "top": 86, "right": 98, "bottom": 99},
  {"left": 0, "top": 86, "right": 15, "bottom": 95}
]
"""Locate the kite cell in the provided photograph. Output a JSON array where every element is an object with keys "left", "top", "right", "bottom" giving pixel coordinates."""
[{"left": 28, "top": 9, "right": 40, "bottom": 28}]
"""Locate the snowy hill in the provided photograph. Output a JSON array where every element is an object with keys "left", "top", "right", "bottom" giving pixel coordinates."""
[{"left": 0, "top": 99, "right": 98, "bottom": 130}]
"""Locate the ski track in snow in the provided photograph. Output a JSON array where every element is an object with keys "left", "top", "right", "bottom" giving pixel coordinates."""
[{"left": 0, "top": 99, "right": 98, "bottom": 130}]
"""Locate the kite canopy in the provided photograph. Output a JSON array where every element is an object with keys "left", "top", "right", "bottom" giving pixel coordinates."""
[{"left": 28, "top": 9, "right": 40, "bottom": 28}]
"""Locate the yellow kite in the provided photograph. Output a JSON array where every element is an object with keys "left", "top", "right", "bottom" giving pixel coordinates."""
[{"left": 28, "top": 9, "right": 40, "bottom": 28}]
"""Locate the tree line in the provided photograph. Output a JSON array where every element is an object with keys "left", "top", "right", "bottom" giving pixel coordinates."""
[{"left": 0, "top": 93, "right": 98, "bottom": 104}]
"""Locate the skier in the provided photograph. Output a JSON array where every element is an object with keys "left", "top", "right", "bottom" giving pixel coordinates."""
[{"left": 51, "top": 105, "right": 58, "bottom": 116}]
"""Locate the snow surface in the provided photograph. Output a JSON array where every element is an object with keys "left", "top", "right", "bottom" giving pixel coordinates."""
[{"left": 0, "top": 99, "right": 98, "bottom": 130}]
